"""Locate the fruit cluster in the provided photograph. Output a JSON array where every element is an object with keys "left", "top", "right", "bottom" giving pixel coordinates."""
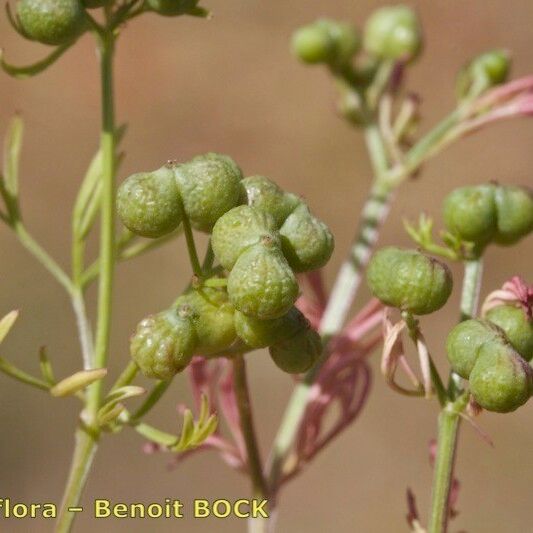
[
  {"left": 447, "top": 312, "right": 533, "bottom": 413},
  {"left": 443, "top": 183, "right": 533, "bottom": 255},
  {"left": 119, "top": 154, "right": 333, "bottom": 380}
]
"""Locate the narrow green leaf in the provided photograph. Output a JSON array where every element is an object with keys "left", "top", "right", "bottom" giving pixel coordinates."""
[
  {"left": 0, "top": 44, "right": 72, "bottom": 80},
  {"left": 193, "top": 414, "right": 218, "bottom": 445},
  {"left": 38, "top": 347, "right": 55, "bottom": 385},
  {"left": 176, "top": 410, "right": 195, "bottom": 449},
  {"left": 50, "top": 368, "right": 107, "bottom": 397},
  {"left": 98, "top": 402, "right": 125, "bottom": 427},
  {"left": 3, "top": 115, "right": 23, "bottom": 197},
  {"left": 0, "top": 310, "right": 18, "bottom": 344},
  {"left": 103, "top": 385, "right": 145, "bottom": 409}
]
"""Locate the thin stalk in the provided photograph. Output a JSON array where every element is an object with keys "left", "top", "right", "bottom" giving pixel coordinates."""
[
  {"left": 87, "top": 32, "right": 116, "bottom": 417},
  {"left": 232, "top": 354, "right": 268, "bottom": 500},
  {"left": 0, "top": 357, "right": 49, "bottom": 390},
  {"left": 56, "top": 30, "right": 116, "bottom": 533},
  {"left": 181, "top": 208, "right": 202, "bottom": 277},
  {"left": 268, "top": 124, "right": 391, "bottom": 491},
  {"left": 56, "top": 428, "right": 99, "bottom": 533},
  {"left": 459, "top": 258, "right": 484, "bottom": 321},
  {"left": 427, "top": 408, "right": 461, "bottom": 533},
  {"left": 71, "top": 290, "right": 94, "bottom": 371}
]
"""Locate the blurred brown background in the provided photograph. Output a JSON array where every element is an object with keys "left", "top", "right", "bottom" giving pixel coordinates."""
[{"left": 0, "top": 1, "right": 532, "bottom": 531}]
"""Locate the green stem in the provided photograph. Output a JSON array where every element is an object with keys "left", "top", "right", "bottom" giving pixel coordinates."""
[
  {"left": 459, "top": 258, "right": 484, "bottom": 321},
  {"left": 55, "top": 428, "right": 99, "bottom": 533},
  {"left": 233, "top": 354, "right": 268, "bottom": 500},
  {"left": 131, "top": 379, "right": 171, "bottom": 421},
  {"left": 109, "top": 361, "right": 139, "bottom": 392},
  {"left": 0, "top": 356, "right": 49, "bottom": 390},
  {"left": 428, "top": 407, "right": 461, "bottom": 533},
  {"left": 181, "top": 208, "right": 202, "bottom": 277},
  {"left": 268, "top": 125, "right": 391, "bottom": 491},
  {"left": 87, "top": 32, "right": 116, "bottom": 417}
]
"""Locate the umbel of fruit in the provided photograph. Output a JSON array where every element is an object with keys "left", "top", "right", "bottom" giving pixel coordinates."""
[
  {"left": 130, "top": 310, "right": 197, "bottom": 380},
  {"left": 172, "top": 153, "right": 243, "bottom": 232},
  {"left": 486, "top": 305, "right": 533, "bottom": 361},
  {"left": 446, "top": 319, "right": 533, "bottom": 413},
  {"left": 16, "top": 0, "right": 86, "bottom": 46},
  {"left": 443, "top": 183, "right": 533, "bottom": 252},
  {"left": 173, "top": 286, "right": 237, "bottom": 357},
  {"left": 363, "top": 5, "right": 422, "bottom": 62},
  {"left": 367, "top": 247, "right": 452, "bottom": 315},
  {"left": 117, "top": 165, "right": 183, "bottom": 238},
  {"left": 292, "top": 19, "right": 361, "bottom": 66}
]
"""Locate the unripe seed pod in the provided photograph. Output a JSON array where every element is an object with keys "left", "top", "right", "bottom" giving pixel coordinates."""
[
  {"left": 147, "top": 0, "right": 198, "bottom": 16},
  {"left": 442, "top": 185, "right": 497, "bottom": 250},
  {"left": 130, "top": 310, "right": 197, "bottom": 380},
  {"left": 17, "top": 0, "right": 86, "bottom": 46},
  {"left": 493, "top": 185, "right": 533, "bottom": 245},
  {"left": 363, "top": 5, "right": 422, "bottom": 62},
  {"left": 234, "top": 306, "right": 309, "bottom": 349},
  {"left": 316, "top": 19, "right": 361, "bottom": 65},
  {"left": 486, "top": 305, "right": 533, "bottom": 361},
  {"left": 469, "top": 343, "right": 533, "bottom": 413},
  {"left": 117, "top": 165, "right": 183, "bottom": 238},
  {"left": 227, "top": 240, "right": 299, "bottom": 319},
  {"left": 279, "top": 204, "right": 334, "bottom": 273},
  {"left": 240, "top": 176, "right": 301, "bottom": 228},
  {"left": 292, "top": 23, "right": 336, "bottom": 64},
  {"left": 173, "top": 153, "right": 243, "bottom": 232},
  {"left": 367, "top": 247, "right": 452, "bottom": 315},
  {"left": 456, "top": 50, "right": 510, "bottom": 99},
  {"left": 446, "top": 319, "right": 506, "bottom": 379},
  {"left": 211, "top": 205, "right": 278, "bottom": 271},
  {"left": 174, "top": 286, "right": 237, "bottom": 357},
  {"left": 269, "top": 327, "right": 322, "bottom": 374}
]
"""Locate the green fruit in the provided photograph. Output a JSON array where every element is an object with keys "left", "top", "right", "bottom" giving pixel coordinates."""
[
  {"left": 367, "top": 247, "right": 452, "bottom": 315},
  {"left": 446, "top": 319, "right": 506, "bottom": 379},
  {"left": 269, "top": 327, "right": 322, "bottom": 374},
  {"left": 292, "top": 23, "right": 336, "bottom": 64},
  {"left": 493, "top": 185, "right": 533, "bottom": 245},
  {"left": 147, "top": 0, "right": 198, "bottom": 16},
  {"left": 442, "top": 185, "right": 497, "bottom": 249},
  {"left": 469, "top": 343, "right": 532, "bottom": 413},
  {"left": 486, "top": 305, "right": 533, "bottom": 361},
  {"left": 173, "top": 153, "right": 243, "bottom": 232},
  {"left": 327, "top": 21, "right": 361, "bottom": 64},
  {"left": 130, "top": 310, "right": 197, "bottom": 380},
  {"left": 227, "top": 240, "right": 299, "bottom": 319},
  {"left": 363, "top": 5, "right": 422, "bottom": 62},
  {"left": 279, "top": 204, "right": 334, "bottom": 272},
  {"left": 17, "top": 0, "right": 86, "bottom": 46},
  {"left": 240, "top": 175, "right": 301, "bottom": 228},
  {"left": 234, "top": 306, "right": 309, "bottom": 349},
  {"left": 174, "top": 286, "right": 237, "bottom": 357},
  {"left": 211, "top": 205, "right": 278, "bottom": 271},
  {"left": 457, "top": 50, "right": 510, "bottom": 98},
  {"left": 117, "top": 165, "right": 183, "bottom": 238}
]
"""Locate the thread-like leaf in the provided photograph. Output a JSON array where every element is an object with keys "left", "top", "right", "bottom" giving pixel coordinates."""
[
  {"left": 3, "top": 115, "right": 23, "bottom": 197},
  {"left": 0, "top": 44, "right": 72, "bottom": 80},
  {"left": 38, "top": 347, "right": 55, "bottom": 385},
  {"left": 50, "top": 368, "right": 107, "bottom": 397}
]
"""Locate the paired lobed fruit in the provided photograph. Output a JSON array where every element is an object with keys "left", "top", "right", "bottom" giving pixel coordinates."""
[{"left": 367, "top": 247, "right": 452, "bottom": 315}]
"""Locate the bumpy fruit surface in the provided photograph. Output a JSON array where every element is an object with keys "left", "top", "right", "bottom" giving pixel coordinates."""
[
  {"left": 269, "top": 327, "right": 322, "bottom": 374},
  {"left": 486, "top": 305, "right": 533, "bottom": 361},
  {"left": 227, "top": 240, "right": 299, "bottom": 319},
  {"left": 457, "top": 50, "right": 510, "bottom": 98},
  {"left": 240, "top": 176, "right": 300, "bottom": 228},
  {"left": 493, "top": 185, "right": 533, "bottom": 245},
  {"left": 234, "top": 306, "right": 309, "bottom": 349},
  {"left": 211, "top": 205, "right": 278, "bottom": 270},
  {"left": 147, "top": 0, "right": 198, "bottom": 16},
  {"left": 367, "top": 247, "right": 452, "bottom": 315},
  {"left": 174, "top": 286, "right": 237, "bottom": 357},
  {"left": 117, "top": 166, "right": 182, "bottom": 238},
  {"left": 280, "top": 203, "right": 334, "bottom": 272},
  {"left": 442, "top": 184, "right": 497, "bottom": 249},
  {"left": 173, "top": 153, "right": 242, "bottom": 232},
  {"left": 130, "top": 310, "right": 197, "bottom": 380},
  {"left": 446, "top": 319, "right": 505, "bottom": 379},
  {"left": 17, "top": 0, "right": 86, "bottom": 46},
  {"left": 469, "top": 342, "right": 533, "bottom": 413},
  {"left": 363, "top": 5, "right": 422, "bottom": 62}
]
